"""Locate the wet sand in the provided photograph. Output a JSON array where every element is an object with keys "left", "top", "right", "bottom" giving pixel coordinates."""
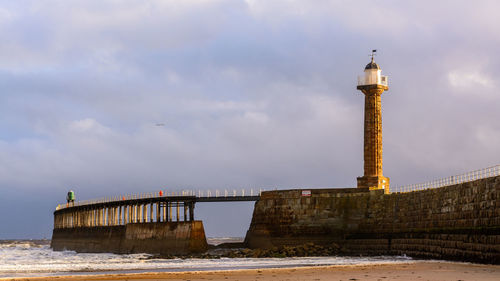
[{"left": 4, "top": 261, "right": 500, "bottom": 281}]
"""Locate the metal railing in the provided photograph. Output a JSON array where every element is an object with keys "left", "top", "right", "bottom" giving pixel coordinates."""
[
  {"left": 390, "top": 164, "right": 500, "bottom": 193},
  {"left": 56, "top": 188, "right": 264, "bottom": 210},
  {"left": 55, "top": 164, "right": 500, "bottom": 210}
]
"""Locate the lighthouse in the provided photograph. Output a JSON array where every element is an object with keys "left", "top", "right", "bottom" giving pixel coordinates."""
[{"left": 356, "top": 50, "right": 390, "bottom": 193}]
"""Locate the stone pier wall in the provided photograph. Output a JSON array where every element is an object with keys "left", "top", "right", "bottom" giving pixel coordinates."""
[
  {"left": 245, "top": 176, "right": 500, "bottom": 264},
  {"left": 51, "top": 221, "right": 208, "bottom": 255}
]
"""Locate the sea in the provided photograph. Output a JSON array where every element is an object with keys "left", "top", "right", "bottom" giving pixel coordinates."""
[{"left": 0, "top": 238, "right": 414, "bottom": 278}]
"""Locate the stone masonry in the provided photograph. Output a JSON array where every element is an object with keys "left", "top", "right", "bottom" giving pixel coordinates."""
[
  {"left": 245, "top": 175, "right": 500, "bottom": 264},
  {"left": 51, "top": 221, "right": 208, "bottom": 255},
  {"left": 356, "top": 84, "right": 390, "bottom": 191}
]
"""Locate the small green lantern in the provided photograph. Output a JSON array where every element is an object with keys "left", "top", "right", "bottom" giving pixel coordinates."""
[{"left": 67, "top": 190, "right": 75, "bottom": 203}]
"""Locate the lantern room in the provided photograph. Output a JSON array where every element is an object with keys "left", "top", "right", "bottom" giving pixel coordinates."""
[{"left": 357, "top": 57, "right": 388, "bottom": 87}]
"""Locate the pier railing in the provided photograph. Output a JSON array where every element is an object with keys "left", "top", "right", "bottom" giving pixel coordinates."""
[
  {"left": 55, "top": 164, "right": 500, "bottom": 211},
  {"left": 390, "top": 164, "right": 500, "bottom": 193},
  {"left": 56, "top": 188, "right": 264, "bottom": 210}
]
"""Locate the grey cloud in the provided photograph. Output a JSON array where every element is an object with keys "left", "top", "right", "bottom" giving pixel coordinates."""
[{"left": 0, "top": 0, "right": 499, "bottom": 238}]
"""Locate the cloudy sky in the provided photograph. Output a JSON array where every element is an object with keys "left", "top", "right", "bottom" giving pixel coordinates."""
[{"left": 0, "top": 0, "right": 499, "bottom": 239}]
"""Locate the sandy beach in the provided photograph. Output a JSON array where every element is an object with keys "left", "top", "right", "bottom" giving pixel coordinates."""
[{"left": 4, "top": 261, "right": 499, "bottom": 281}]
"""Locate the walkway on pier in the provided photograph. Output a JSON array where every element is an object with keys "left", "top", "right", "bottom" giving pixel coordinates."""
[
  {"left": 57, "top": 188, "right": 262, "bottom": 210},
  {"left": 53, "top": 189, "right": 261, "bottom": 229}
]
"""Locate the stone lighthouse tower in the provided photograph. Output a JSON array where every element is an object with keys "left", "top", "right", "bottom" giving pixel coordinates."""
[{"left": 356, "top": 51, "right": 390, "bottom": 193}]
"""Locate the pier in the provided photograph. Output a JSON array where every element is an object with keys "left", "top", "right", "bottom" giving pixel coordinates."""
[
  {"left": 51, "top": 166, "right": 500, "bottom": 263},
  {"left": 51, "top": 189, "right": 260, "bottom": 255},
  {"left": 53, "top": 189, "right": 260, "bottom": 229}
]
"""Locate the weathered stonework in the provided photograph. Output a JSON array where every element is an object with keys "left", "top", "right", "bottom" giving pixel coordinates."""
[
  {"left": 245, "top": 176, "right": 500, "bottom": 264},
  {"left": 357, "top": 84, "right": 389, "bottom": 191},
  {"left": 51, "top": 221, "right": 208, "bottom": 255}
]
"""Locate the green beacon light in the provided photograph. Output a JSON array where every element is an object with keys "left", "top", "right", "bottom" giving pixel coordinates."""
[{"left": 66, "top": 190, "right": 75, "bottom": 205}]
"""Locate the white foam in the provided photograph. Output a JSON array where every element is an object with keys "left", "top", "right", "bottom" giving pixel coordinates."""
[{"left": 0, "top": 240, "right": 413, "bottom": 278}]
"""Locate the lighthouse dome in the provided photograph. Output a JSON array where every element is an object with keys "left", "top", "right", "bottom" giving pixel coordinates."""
[{"left": 365, "top": 61, "right": 380, "bottom": 70}]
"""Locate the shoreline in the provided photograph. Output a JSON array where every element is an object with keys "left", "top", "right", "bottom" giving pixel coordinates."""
[{"left": 3, "top": 261, "right": 500, "bottom": 281}]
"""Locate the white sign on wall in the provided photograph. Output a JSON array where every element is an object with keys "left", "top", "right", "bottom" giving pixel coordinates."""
[{"left": 301, "top": 190, "right": 311, "bottom": 197}]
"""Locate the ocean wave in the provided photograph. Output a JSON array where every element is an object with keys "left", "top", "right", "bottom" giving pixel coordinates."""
[
  {"left": 206, "top": 237, "right": 244, "bottom": 245},
  {"left": 0, "top": 239, "right": 413, "bottom": 278}
]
